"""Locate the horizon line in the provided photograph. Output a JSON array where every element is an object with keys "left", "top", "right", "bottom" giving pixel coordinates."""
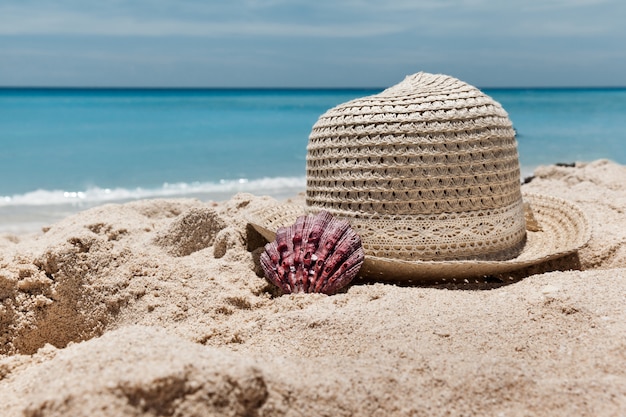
[
  {"left": 1, "top": 85, "right": 626, "bottom": 91},
  {"left": 0, "top": 85, "right": 626, "bottom": 91}
]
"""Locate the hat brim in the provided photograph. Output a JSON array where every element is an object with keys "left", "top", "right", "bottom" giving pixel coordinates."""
[{"left": 247, "top": 193, "right": 590, "bottom": 283}]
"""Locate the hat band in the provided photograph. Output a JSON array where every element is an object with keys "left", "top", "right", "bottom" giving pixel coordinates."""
[{"left": 309, "top": 199, "right": 527, "bottom": 262}]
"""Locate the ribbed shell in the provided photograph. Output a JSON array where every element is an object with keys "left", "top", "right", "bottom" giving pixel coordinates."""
[{"left": 260, "top": 211, "right": 364, "bottom": 295}]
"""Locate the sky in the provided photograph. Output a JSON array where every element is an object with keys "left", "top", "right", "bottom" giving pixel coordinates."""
[{"left": 0, "top": 0, "right": 625, "bottom": 88}]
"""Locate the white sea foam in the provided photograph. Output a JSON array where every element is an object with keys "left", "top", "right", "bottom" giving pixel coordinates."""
[
  {"left": 0, "top": 176, "right": 306, "bottom": 207},
  {"left": 0, "top": 176, "right": 306, "bottom": 234}
]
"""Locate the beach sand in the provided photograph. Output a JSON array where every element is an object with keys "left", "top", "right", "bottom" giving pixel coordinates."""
[{"left": 0, "top": 159, "right": 625, "bottom": 416}]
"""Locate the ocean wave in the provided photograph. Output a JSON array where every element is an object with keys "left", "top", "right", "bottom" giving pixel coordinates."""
[{"left": 0, "top": 176, "right": 307, "bottom": 207}]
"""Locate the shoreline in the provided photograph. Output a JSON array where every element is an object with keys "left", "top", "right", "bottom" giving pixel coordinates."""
[
  {"left": 0, "top": 177, "right": 307, "bottom": 235},
  {"left": 1, "top": 159, "right": 625, "bottom": 416}
]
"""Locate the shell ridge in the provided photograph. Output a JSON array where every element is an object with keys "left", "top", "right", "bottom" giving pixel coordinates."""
[
  {"left": 298, "top": 215, "right": 317, "bottom": 292},
  {"left": 321, "top": 245, "right": 365, "bottom": 294},
  {"left": 317, "top": 229, "right": 362, "bottom": 292},
  {"left": 291, "top": 215, "right": 308, "bottom": 292},
  {"left": 274, "top": 226, "right": 296, "bottom": 292},
  {"left": 312, "top": 217, "right": 351, "bottom": 287},
  {"left": 260, "top": 242, "right": 288, "bottom": 292}
]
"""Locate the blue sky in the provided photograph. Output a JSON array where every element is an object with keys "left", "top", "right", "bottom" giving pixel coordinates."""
[{"left": 0, "top": 0, "right": 624, "bottom": 87}]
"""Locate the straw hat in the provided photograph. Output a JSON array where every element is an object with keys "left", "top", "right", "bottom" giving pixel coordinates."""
[{"left": 247, "top": 72, "right": 590, "bottom": 282}]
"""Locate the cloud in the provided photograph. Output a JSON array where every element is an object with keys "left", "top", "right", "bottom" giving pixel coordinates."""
[
  {"left": 521, "top": 0, "right": 612, "bottom": 10},
  {"left": 0, "top": 3, "right": 405, "bottom": 38},
  {"left": 0, "top": 0, "right": 623, "bottom": 39},
  {"left": 297, "top": 0, "right": 613, "bottom": 12},
  {"left": 1, "top": 0, "right": 624, "bottom": 87},
  {"left": 0, "top": 17, "right": 401, "bottom": 38}
]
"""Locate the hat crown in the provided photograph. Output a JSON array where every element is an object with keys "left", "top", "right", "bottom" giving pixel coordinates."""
[{"left": 306, "top": 72, "right": 526, "bottom": 262}]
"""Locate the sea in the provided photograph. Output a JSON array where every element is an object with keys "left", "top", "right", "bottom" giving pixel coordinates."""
[{"left": 1, "top": 87, "right": 625, "bottom": 234}]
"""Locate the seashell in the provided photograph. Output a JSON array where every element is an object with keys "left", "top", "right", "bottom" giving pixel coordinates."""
[{"left": 260, "top": 211, "right": 365, "bottom": 295}]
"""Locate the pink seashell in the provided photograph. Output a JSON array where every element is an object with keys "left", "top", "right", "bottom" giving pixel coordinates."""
[{"left": 260, "top": 211, "right": 365, "bottom": 295}]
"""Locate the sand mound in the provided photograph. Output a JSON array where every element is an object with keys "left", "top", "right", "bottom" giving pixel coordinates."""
[
  {"left": 524, "top": 159, "right": 626, "bottom": 269},
  {"left": 1, "top": 160, "right": 625, "bottom": 416},
  {"left": 2, "top": 326, "right": 268, "bottom": 417}
]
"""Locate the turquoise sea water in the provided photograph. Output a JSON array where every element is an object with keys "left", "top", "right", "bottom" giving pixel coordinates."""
[{"left": 1, "top": 87, "right": 625, "bottom": 233}]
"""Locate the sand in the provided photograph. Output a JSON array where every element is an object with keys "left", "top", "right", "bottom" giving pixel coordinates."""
[{"left": 0, "top": 159, "right": 625, "bottom": 416}]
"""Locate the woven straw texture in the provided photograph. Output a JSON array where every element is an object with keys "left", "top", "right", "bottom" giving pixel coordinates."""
[{"left": 306, "top": 72, "right": 525, "bottom": 262}]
